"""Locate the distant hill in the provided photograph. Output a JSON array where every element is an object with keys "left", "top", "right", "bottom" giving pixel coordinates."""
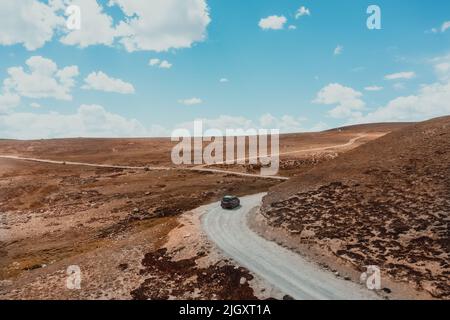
[
  {"left": 323, "top": 122, "right": 414, "bottom": 133},
  {"left": 261, "top": 116, "right": 450, "bottom": 298}
]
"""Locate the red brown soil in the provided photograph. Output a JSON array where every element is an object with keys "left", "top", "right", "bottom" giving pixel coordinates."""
[
  {"left": 0, "top": 160, "right": 276, "bottom": 278},
  {"left": 261, "top": 116, "right": 450, "bottom": 298},
  {"left": 131, "top": 248, "right": 256, "bottom": 300},
  {"left": 0, "top": 122, "right": 410, "bottom": 299}
]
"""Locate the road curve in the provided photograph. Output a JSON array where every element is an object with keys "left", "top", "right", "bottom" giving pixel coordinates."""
[
  {"left": 197, "top": 133, "right": 369, "bottom": 167},
  {"left": 278, "top": 133, "right": 367, "bottom": 157},
  {"left": 201, "top": 193, "right": 379, "bottom": 300}
]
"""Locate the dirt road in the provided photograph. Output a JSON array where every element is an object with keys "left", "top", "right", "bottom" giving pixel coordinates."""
[
  {"left": 278, "top": 133, "right": 367, "bottom": 157},
  {"left": 196, "top": 134, "right": 370, "bottom": 166},
  {"left": 0, "top": 155, "right": 287, "bottom": 180},
  {"left": 0, "top": 134, "right": 367, "bottom": 182},
  {"left": 201, "top": 193, "right": 379, "bottom": 300}
]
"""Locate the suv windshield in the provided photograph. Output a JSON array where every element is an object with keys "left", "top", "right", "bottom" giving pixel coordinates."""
[{"left": 222, "top": 196, "right": 235, "bottom": 202}]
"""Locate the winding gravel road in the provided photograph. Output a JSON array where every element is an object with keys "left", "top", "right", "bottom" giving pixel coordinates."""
[
  {"left": 0, "top": 135, "right": 379, "bottom": 299},
  {"left": 201, "top": 193, "right": 379, "bottom": 300}
]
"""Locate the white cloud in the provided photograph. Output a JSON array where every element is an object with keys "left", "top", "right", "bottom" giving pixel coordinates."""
[
  {"left": 295, "top": 6, "right": 310, "bottom": 19},
  {"left": 393, "top": 83, "right": 406, "bottom": 91},
  {"left": 176, "top": 114, "right": 323, "bottom": 134},
  {"left": 259, "top": 15, "right": 287, "bottom": 30},
  {"left": 313, "top": 83, "right": 365, "bottom": 118},
  {"left": 82, "top": 71, "right": 135, "bottom": 94},
  {"left": 384, "top": 71, "right": 416, "bottom": 80},
  {"left": 59, "top": 0, "right": 120, "bottom": 48},
  {"left": 0, "top": 108, "right": 326, "bottom": 138},
  {"left": 219, "top": 78, "right": 229, "bottom": 83},
  {"left": 441, "top": 21, "right": 450, "bottom": 33},
  {"left": 178, "top": 115, "right": 253, "bottom": 133},
  {"left": 259, "top": 113, "right": 277, "bottom": 127},
  {"left": 364, "top": 86, "right": 383, "bottom": 91},
  {"left": 110, "top": 0, "right": 211, "bottom": 52},
  {"left": 30, "top": 102, "right": 41, "bottom": 109},
  {"left": 149, "top": 58, "right": 172, "bottom": 69},
  {"left": 351, "top": 80, "right": 450, "bottom": 123},
  {"left": 149, "top": 58, "right": 161, "bottom": 66},
  {"left": 0, "top": 0, "right": 211, "bottom": 52},
  {"left": 0, "top": 104, "right": 163, "bottom": 139},
  {"left": 0, "top": 0, "right": 64, "bottom": 50},
  {"left": 0, "top": 93, "right": 21, "bottom": 114},
  {"left": 309, "top": 121, "right": 329, "bottom": 132},
  {"left": 159, "top": 60, "right": 172, "bottom": 69},
  {"left": 288, "top": 25, "right": 297, "bottom": 30},
  {"left": 431, "top": 54, "right": 450, "bottom": 81},
  {"left": 259, "top": 114, "right": 308, "bottom": 132},
  {"left": 428, "top": 21, "right": 450, "bottom": 34},
  {"left": 343, "top": 54, "right": 450, "bottom": 124},
  {"left": 3, "top": 56, "right": 79, "bottom": 100},
  {"left": 178, "top": 97, "right": 203, "bottom": 105},
  {"left": 435, "top": 62, "right": 450, "bottom": 79},
  {"left": 334, "top": 45, "right": 343, "bottom": 55}
]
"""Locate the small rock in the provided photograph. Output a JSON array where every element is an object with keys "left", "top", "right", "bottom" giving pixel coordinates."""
[
  {"left": 118, "top": 263, "right": 129, "bottom": 271},
  {"left": 25, "top": 264, "right": 42, "bottom": 271},
  {"left": 382, "top": 287, "right": 392, "bottom": 294},
  {"left": 283, "top": 295, "right": 295, "bottom": 300},
  {"left": 240, "top": 277, "right": 247, "bottom": 285}
]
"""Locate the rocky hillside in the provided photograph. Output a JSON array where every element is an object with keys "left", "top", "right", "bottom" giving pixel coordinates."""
[{"left": 261, "top": 116, "right": 450, "bottom": 298}]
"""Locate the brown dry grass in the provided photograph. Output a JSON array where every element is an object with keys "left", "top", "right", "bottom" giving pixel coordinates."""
[
  {"left": 0, "top": 122, "right": 410, "bottom": 299},
  {"left": 262, "top": 116, "right": 450, "bottom": 298}
]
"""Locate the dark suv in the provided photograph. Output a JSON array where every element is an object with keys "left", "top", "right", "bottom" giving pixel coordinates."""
[{"left": 220, "top": 195, "right": 240, "bottom": 210}]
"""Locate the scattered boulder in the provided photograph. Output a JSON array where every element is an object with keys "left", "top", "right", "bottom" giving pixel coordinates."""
[
  {"left": 382, "top": 287, "right": 392, "bottom": 294},
  {"left": 118, "top": 263, "right": 129, "bottom": 271}
]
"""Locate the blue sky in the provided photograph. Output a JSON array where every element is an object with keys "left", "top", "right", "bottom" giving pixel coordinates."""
[{"left": 0, "top": 0, "right": 449, "bottom": 138}]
